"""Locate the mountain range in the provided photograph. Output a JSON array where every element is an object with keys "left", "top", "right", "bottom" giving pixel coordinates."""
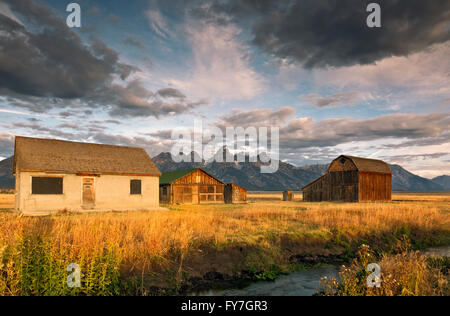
[
  {"left": 0, "top": 152, "right": 448, "bottom": 192},
  {"left": 151, "top": 151, "right": 449, "bottom": 192}
]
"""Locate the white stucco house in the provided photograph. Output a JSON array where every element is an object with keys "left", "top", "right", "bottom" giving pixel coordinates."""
[{"left": 13, "top": 136, "right": 161, "bottom": 213}]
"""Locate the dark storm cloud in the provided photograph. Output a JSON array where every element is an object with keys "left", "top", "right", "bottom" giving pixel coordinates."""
[
  {"left": 0, "top": 0, "right": 203, "bottom": 119},
  {"left": 193, "top": 0, "right": 450, "bottom": 68},
  {"left": 0, "top": 0, "right": 133, "bottom": 99},
  {"left": 95, "top": 80, "right": 204, "bottom": 118}
]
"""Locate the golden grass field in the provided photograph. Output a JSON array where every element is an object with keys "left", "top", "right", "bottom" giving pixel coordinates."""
[{"left": 0, "top": 192, "right": 449, "bottom": 295}]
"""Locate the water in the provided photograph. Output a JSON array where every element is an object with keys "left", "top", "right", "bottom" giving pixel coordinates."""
[
  {"left": 422, "top": 246, "right": 450, "bottom": 258},
  {"left": 190, "top": 246, "right": 450, "bottom": 296},
  {"left": 191, "top": 265, "right": 340, "bottom": 296}
]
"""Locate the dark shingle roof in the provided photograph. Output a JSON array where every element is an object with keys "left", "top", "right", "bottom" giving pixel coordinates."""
[
  {"left": 14, "top": 136, "right": 161, "bottom": 176},
  {"left": 159, "top": 169, "right": 198, "bottom": 185}
]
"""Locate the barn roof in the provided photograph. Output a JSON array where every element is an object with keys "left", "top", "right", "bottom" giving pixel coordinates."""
[
  {"left": 227, "top": 183, "right": 248, "bottom": 191},
  {"left": 159, "top": 168, "right": 225, "bottom": 185},
  {"left": 13, "top": 136, "right": 161, "bottom": 176},
  {"left": 330, "top": 155, "right": 392, "bottom": 174},
  {"left": 159, "top": 169, "right": 198, "bottom": 185}
]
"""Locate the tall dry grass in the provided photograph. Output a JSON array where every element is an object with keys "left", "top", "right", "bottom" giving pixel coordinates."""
[
  {"left": 321, "top": 242, "right": 449, "bottom": 296},
  {"left": 0, "top": 195, "right": 449, "bottom": 295}
]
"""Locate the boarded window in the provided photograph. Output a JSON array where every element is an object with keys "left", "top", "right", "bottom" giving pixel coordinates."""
[
  {"left": 130, "top": 180, "right": 142, "bottom": 195},
  {"left": 32, "top": 177, "right": 63, "bottom": 195}
]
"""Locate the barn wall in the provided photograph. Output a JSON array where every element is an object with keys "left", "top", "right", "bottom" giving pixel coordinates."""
[
  {"left": 303, "top": 171, "right": 358, "bottom": 202},
  {"left": 303, "top": 174, "right": 330, "bottom": 202},
  {"left": 165, "top": 169, "right": 225, "bottom": 204},
  {"left": 358, "top": 172, "right": 392, "bottom": 202},
  {"left": 224, "top": 184, "right": 247, "bottom": 204},
  {"left": 17, "top": 171, "right": 159, "bottom": 212},
  {"left": 159, "top": 184, "right": 171, "bottom": 204}
]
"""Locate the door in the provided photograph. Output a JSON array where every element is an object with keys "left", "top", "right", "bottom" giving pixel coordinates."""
[{"left": 82, "top": 178, "right": 95, "bottom": 209}]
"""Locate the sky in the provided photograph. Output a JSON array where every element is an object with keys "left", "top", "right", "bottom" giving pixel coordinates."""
[{"left": 0, "top": 0, "right": 449, "bottom": 178}]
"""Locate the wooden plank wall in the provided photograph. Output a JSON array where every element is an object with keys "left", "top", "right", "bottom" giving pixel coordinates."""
[
  {"left": 225, "top": 184, "right": 247, "bottom": 203},
  {"left": 358, "top": 172, "right": 392, "bottom": 201},
  {"left": 303, "top": 171, "right": 358, "bottom": 202},
  {"left": 164, "top": 169, "right": 225, "bottom": 204}
]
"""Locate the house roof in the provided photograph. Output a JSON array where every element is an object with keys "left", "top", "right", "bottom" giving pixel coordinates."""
[
  {"left": 13, "top": 136, "right": 161, "bottom": 176},
  {"left": 329, "top": 155, "right": 392, "bottom": 174}
]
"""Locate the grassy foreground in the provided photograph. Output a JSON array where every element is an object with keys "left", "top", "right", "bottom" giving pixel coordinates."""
[{"left": 0, "top": 193, "right": 449, "bottom": 296}]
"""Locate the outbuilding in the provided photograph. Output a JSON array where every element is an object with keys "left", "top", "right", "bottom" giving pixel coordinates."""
[
  {"left": 302, "top": 155, "right": 392, "bottom": 202},
  {"left": 224, "top": 183, "right": 247, "bottom": 204},
  {"left": 13, "top": 136, "right": 161, "bottom": 212},
  {"left": 159, "top": 168, "right": 225, "bottom": 204}
]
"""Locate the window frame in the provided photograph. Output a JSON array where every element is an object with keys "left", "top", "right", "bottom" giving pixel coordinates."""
[
  {"left": 31, "top": 176, "right": 64, "bottom": 195},
  {"left": 130, "top": 179, "right": 142, "bottom": 195}
]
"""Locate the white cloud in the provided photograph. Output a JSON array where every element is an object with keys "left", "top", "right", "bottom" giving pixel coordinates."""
[
  {"left": 167, "top": 22, "right": 265, "bottom": 101},
  {"left": 145, "top": 9, "right": 173, "bottom": 39}
]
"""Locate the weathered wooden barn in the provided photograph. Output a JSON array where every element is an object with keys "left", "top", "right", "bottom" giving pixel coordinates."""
[
  {"left": 13, "top": 136, "right": 161, "bottom": 212},
  {"left": 302, "top": 155, "right": 392, "bottom": 202},
  {"left": 159, "top": 169, "right": 225, "bottom": 204},
  {"left": 224, "top": 184, "right": 247, "bottom": 204}
]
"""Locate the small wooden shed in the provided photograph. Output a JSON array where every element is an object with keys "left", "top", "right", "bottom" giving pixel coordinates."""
[
  {"left": 159, "top": 168, "right": 225, "bottom": 204},
  {"left": 283, "top": 190, "right": 294, "bottom": 201},
  {"left": 224, "top": 184, "right": 247, "bottom": 204},
  {"left": 302, "top": 155, "right": 392, "bottom": 202}
]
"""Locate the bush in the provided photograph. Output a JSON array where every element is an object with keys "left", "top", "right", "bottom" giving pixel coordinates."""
[{"left": 320, "top": 243, "right": 449, "bottom": 296}]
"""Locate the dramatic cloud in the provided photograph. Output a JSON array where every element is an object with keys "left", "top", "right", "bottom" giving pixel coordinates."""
[
  {"left": 168, "top": 22, "right": 265, "bottom": 100},
  {"left": 95, "top": 80, "right": 204, "bottom": 118},
  {"left": 303, "top": 92, "right": 359, "bottom": 108},
  {"left": 280, "top": 113, "right": 450, "bottom": 150},
  {"left": 0, "top": 0, "right": 133, "bottom": 99},
  {"left": 195, "top": 0, "right": 450, "bottom": 68},
  {"left": 0, "top": 0, "right": 201, "bottom": 119}
]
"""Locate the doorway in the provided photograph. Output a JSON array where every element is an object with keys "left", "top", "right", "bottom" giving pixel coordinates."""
[{"left": 82, "top": 178, "right": 95, "bottom": 209}]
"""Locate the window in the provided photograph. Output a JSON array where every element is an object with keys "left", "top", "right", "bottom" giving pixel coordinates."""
[
  {"left": 130, "top": 180, "right": 142, "bottom": 195},
  {"left": 162, "top": 187, "right": 167, "bottom": 196},
  {"left": 32, "top": 177, "right": 63, "bottom": 195}
]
